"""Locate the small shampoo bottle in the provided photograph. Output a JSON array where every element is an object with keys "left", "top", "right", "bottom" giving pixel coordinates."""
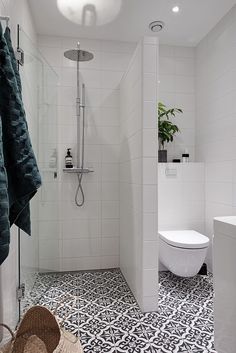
[
  {"left": 65, "top": 148, "right": 73, "bottom": 168},
  {"left": 182, "top": 149, "right": 189, "bottom": 163}
]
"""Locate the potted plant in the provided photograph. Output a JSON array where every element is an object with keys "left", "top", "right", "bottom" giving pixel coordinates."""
[{"left": 158, "top": 102, "right": 183, "bottom": 162}]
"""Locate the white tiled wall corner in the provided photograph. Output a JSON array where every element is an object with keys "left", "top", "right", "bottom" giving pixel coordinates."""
[
  {"left": 159, "top": 45, "right": 196, "bottom": 162},
  {"left": 142, "top": 38, "right": 158, "bottom": 312},
  {"left": 143, "top": 241, "right": 158, "bottom": 269},
  {"left": 120, "top": 37, "right": 159, "bottom": 313},
  {"left": 143, "top": 268, "right": 158, "bottom": 297},
  {"left": 141, "top": 296, "right": 159, "bottom": 313},
  {"left": 143, "top": 213, "right": 157, "bottom": 241},
  {"left": 38, "top": 34, "right": 135, "bottom": 271},
  {"left": 119, "top": 41, "right": 143, "bottom": 307},
  {"left": 196, "top": 6, "right": 236, "bottom": 270}
]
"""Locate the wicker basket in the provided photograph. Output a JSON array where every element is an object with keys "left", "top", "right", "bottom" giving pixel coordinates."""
[
  {"left": 0, "top": 306, "right": 83, "bottom": 353},
  {"left": 0, "top": 324, "right": 14, "bottom": 353},
  {"left": 0, "top": 326, "right": 47, "bottom": 353},
  {"left": 23, "top": 335, "right": 47, "bottom": 353}
]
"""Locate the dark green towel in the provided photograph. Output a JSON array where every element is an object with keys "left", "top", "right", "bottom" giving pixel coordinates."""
[
  {"left": 0, "top": 24, "right": 41, "bottom": 265},
  {"left": 4, "top": 27, "right": 22, "bottom": 94},
  {"left": 4, "top": 26, "right": 33, "bottom": 236},
  {"left": 0, "top": 116, "right": 10, "bottom": 264}
]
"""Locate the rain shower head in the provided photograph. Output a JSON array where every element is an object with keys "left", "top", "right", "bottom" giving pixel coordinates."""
[{"left": 64, "top": 49, "right": 94, "bottom": 62}]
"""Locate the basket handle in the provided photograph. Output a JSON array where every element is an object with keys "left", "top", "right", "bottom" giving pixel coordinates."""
[{"left": 0, "top": 323, "right": 15, "bottom": 340}]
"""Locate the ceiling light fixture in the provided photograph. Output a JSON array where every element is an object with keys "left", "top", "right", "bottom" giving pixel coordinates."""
[
  {"left": 172, "top": 6, "right": 180, "bottom": 13},
  {"left": 57, "top": 0, "right": 122, "bottom": 27}
]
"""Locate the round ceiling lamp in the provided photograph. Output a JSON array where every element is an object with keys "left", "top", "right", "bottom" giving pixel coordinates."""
[{"left": 57, "top": 0, "right": 122, "bottom": 27}]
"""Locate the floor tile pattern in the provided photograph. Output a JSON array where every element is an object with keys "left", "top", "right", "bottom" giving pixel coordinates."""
[{"left": 23, "top": 269, "right": 216, "bottom": 353}]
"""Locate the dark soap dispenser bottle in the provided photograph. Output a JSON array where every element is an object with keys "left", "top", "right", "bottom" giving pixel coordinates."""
[{"left": 65, "top": 148, "right": 73, "bottom": 168}]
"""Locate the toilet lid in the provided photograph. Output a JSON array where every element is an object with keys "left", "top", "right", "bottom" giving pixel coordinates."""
[{"left": 159, "top": 230, "right": 210, "bottom": 249}]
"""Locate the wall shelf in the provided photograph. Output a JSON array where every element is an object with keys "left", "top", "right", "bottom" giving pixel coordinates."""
[{"left": 63, "top": 168, "right": 94, "bottom": 174}]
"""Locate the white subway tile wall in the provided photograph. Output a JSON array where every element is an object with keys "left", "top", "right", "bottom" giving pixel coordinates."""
[
  {"left": 38, "top": 34, "right": 135, "bottom": 272},
  {"left": 1, "top": 0, "right": 235, "bottom": 332},
  {"left": 120, "top": 42, "right": 143, "bottom": 307},
  {"left": 159, "top": 45, "right": 196, "bottom": 162},
  {"left": 158, "top": 163, "right": 205, "bottom": 233},
  {"left": 120, "top": 38, "right": 159, "bottom": 312},
  {"left": 196, "top": 6, "right": 236, "bottom": 269}
]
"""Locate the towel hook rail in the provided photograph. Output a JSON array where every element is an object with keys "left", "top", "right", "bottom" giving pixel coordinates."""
[{"left": 0, "top": 16, "right": 10, "bottom": 26}]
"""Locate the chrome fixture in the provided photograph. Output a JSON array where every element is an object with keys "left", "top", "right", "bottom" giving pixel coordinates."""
[
  {"left": 149, "top": 21, "right": 165, "bottom": 32},
  {"left": 63, "top": 42, "right": 94, "bottom": 207},
  {"left": 64, "top": 48, "right": 94, "bottom": 62}
]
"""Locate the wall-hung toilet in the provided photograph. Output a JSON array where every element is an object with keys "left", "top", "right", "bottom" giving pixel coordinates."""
[{"left": 159, "top": 230, "right": 209, "bottom": 277}]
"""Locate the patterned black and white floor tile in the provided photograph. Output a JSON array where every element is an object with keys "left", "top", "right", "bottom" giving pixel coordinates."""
[{"left": 23, "top": 269, "right": 216, "bottom": 353}]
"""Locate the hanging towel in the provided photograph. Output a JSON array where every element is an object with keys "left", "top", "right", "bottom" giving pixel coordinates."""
[
  {"left": 0, "top": 23, "right": 41, "bottom": 265},
  {"left": 0, "top": 115, "right": 10, "bottom": 264},
  {"left": 3, "top": 25, "right": 32, "bottom": 236},
  {"left": 4, "top": 26, "right": 22, "bottom": 94}
]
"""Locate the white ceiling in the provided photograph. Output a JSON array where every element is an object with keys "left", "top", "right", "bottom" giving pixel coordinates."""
[{"left": 28, "top": 0, "right": 236, "bottom": 46}]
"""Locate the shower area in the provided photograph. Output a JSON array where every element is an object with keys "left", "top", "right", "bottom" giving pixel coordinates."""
[
  {"left": 18, "top": 31, "right": 159, "bottom": 316},
  {"left": 62, "top": 43, "right": 94, "bottom": 207}
]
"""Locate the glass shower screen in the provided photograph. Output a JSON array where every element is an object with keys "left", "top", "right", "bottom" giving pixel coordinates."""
[{"left": 17, "top": 26, "right": 59, "bottom": 316}]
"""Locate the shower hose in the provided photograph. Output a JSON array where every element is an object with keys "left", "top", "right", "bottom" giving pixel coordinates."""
[
  {"left": 75, "top": 172, "right": 84, "bottom": 207},
  {"left": 75, "top": 105, "right": 85, "bottom": 207}
]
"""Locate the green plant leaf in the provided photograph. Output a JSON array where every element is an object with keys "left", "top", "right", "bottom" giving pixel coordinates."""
[{"left": 158, "top": 102, "right": 183, "bottom": 147}]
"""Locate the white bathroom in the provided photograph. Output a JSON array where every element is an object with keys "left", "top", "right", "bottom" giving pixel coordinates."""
[{"left": 0, "top": 1, "right": 236, "bottom": 353}]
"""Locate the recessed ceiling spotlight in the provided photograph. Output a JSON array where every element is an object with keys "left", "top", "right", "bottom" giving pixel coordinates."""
[
  {"left": 149, "top": 21, "right": 165, "bottom": 33},
  {"left": 172, "top": 5, "right": 180, "bottom": 13}
]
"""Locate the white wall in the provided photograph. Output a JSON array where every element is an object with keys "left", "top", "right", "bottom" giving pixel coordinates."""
[
  {"left": 159, "top": 45, "right": 196, "bottom": 162},
  {"left": 37, "top": 35, "right": 135, "bottom": 271},
  {"left": 120, "top": 37, "right": 158, "bottom": 312},
  {"left": 0, "top": 0, "right": 36, "bottom": 336},
  {"left": 158, "top": 163, "right": 206, "bottom": 271},
  {"left": 158, "top": 162, "right": 205, "bottom": 233},
  {"left": 120, "top": 42, "right": 143, "bottom": 309},
  {"left": 196, "top": 5, "right": 236, "bottom": 268}
]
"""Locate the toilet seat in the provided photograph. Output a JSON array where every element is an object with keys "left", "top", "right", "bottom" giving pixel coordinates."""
[{"left": 159, "top": 230, "right": 209, "bottom": 249}]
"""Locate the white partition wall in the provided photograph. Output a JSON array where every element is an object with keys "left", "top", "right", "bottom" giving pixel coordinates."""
[
  {"left": 120, "top": 37, "right": 158, "bottom": 312},
  {"left": 196, "top": 5, "right": 236, "bottom": 269}
]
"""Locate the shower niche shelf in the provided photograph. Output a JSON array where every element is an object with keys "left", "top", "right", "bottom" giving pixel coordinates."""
[{"left": 63, "top": 168, "right": 94, "bottom": 174}]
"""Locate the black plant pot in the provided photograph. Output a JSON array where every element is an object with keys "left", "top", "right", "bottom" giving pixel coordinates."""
[{"left": 158, "top": 149, "right": 167, "bottom": 163}]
